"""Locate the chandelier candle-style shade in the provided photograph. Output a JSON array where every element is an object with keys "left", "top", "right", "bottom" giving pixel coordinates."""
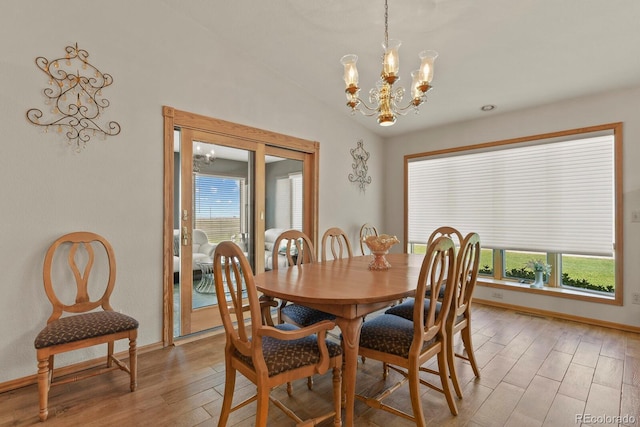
[{"left": 341, "top": 0, "right": 437, "bottom": 126}]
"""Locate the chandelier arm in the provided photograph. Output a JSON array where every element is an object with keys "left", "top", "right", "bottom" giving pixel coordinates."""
[
  {"left": 393, "top": 100, "right": 423, "bottom": 114},
  {"left": 349, "top": 96, "right": 380, "bottom": 115}
]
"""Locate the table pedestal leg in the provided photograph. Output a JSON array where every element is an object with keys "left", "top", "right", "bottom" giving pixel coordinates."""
[{"left": 335, "top": 316, "right": 363, "bottom": 427}]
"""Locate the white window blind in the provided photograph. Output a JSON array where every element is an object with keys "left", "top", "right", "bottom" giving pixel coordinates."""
[
  {"left": 275, "top": 178, "right": 291, "bottom": 229},
  {"left": 407, "top": 134, "right": 614, "bottom": 257},
  {"left": 274, "top": 173, "right": 303, "bottom": 230},
  {"left": 290, "top": 173, "right": 303, "bottom": 230}
]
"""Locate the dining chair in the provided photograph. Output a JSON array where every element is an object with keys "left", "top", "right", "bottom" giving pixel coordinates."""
[
  {"left": 273, "top": 230, "right": 336, "bottom": 391},
  {"left": 445, "top": 231, "right": 481, "bottom": 398},
  {"left": 34, "top": 232, "right": 138, "bottom": 421},
  {"left": 359, "top": 222, "right": 378, "bottom": 255},
  {"left": 385, "top": 231, "right": 482, "bottom": 399},
  {"left": 213, "top": 241, "right": 342, "bottom": 427},
  {"left": 321, "top": 226, "right": 353, "bottom": 262},
  {"left": 355, "top": 236, "right": 459, "bottom": 424},
  {"left": 272, "top": 230, "right": 336, "bottom": 328}
]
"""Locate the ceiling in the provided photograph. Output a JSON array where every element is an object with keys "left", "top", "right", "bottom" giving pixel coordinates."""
[{"left": 171, "top": 0, "right": 640, "bottom": 138}]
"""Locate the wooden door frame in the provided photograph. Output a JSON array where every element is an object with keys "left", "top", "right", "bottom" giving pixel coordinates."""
[{"left": 162, "top": 106, "right": 320, "bottom": 345}]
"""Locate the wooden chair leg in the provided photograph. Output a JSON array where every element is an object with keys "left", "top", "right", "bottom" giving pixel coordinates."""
[
  {"left": 341, "top": 358, "right": 347, "bottom": 407},
  {"left": 107, "top": 341, "right": 114, "bottom": 368},
  {"left": 48, "top": 355, "right": 54, "bottom": 385},
  {"left": 408, "top": 361, "right": 426, "bottom": 427},
  {"left": 255, "top": 384, "right": 270, "bottom": 427},
  {"left": 218, "top": 364, "right": 236, "bottom": 427},
  {"left": 36, "top": 355, "right": 50, "bottom": 422},
  {"left": 461, "top": 327, "right": 480, "bottom": 377},
  {"left": 437, "top": 351, "right": 458, "bottom": 416},
  {"left": 307, "top": 376, "right": 313, "bottom": 390},
  {"left": 129, "top": 336, "right": 138, "bottom": 391},
  {"left": 332, "top": 366, "right": 342, "bottom": 427},
  {"left": 447, "top": 333, "right": 463, "bottom": 399}
]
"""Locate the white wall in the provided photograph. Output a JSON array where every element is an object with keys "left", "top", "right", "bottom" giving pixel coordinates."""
[
  {"left": 0, "top": 1, "right": 383, "bottom": 383},
  {"left": 384, "top": 86, "right": 640, "bottom": 328}
]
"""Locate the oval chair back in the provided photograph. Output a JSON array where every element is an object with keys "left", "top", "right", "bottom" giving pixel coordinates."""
[{"left": 321, "top": 227, "right": 353, "bottom": 262}]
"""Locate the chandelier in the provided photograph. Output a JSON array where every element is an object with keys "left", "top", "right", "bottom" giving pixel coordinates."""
[{"left": 340, "top": 0, "right": 438, "bottom": 126}]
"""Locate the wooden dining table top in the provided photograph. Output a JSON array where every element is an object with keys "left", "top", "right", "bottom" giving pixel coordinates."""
[{"left": 254, "top": 252, "right": 425, "bottom": 317}]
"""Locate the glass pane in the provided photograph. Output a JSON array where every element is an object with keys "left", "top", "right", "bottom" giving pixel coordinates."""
[
  {"left": 264, "top": 156, "right": 303, "bottom": 270},
  {"left": 173, "top": 128, "right": 181, "bottom": 337},
  {"left": 479, "top": 248, "right": 494, "bottom": 275},
  {"left": 504, "top": 250, "right": 546, "bottom": 283},
  {"left": 192, "top": 142, "right": 254, "bottom": 310},
  {"left": 409, "top": 243, "right": 427, "bottom": 254},
  {"left": 194, "top": 175, "right": 243, "bottom": 243},
  {"left": 561, "top": 254, "right": 615, "bottom": 293}
]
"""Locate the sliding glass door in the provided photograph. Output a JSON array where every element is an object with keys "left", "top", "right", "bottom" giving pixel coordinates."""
[
  {"left": 164, "top": 107, "right": 319, "bottom": 343},
  {"left": 175, "top": 128, "right": 257, "bottom": 336}
]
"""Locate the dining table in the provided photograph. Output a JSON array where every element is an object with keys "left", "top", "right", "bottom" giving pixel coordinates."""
[{"left": 253, "top": 252, "right": 426, "bottom": 427}]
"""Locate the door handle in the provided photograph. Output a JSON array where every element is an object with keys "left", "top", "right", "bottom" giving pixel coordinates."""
[{"left": 182, "top": 226, "right": 190, "bottom": 246}]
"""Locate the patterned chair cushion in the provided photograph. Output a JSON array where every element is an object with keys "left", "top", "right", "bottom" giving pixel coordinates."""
[
  {"left": 359, "top": 314, "right": 435, "bottom": 358},
  {"left": 235, "top": 324, "right": 342, "bottom": 377},
  {"left": 281, "top": 304, "right": 336, "bottom": 327},
  {"left": 385, "top": 298, "right": 441, "bottom": 323},
  {"left": 385, "top": 298, "right": 463, "bottom": 325},
  {"left": 34, "top": 311, "right": 139, "bottom": 349}
]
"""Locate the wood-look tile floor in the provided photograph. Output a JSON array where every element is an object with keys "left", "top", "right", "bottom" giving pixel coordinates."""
[{"left": 2, "top": 303, "right": 639, "bottom": 426}]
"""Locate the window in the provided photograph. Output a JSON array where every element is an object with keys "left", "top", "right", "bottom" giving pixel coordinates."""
[
  {"left": 405, "top": 123, "right": 622, "bottom": 304},
  {"left": 194, "top": 174, "right": 245, "bottom": 243}
]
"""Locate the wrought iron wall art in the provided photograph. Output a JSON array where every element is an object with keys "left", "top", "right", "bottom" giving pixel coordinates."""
[
  {"left": 26, "top": 43, "right": 121, "bottom": 151},
  {"left": 348, "top": 139, "right": 372, "bottom": 192}
]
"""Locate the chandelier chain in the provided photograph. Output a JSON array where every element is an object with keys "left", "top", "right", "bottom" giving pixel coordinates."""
[{"left": 384, "top": 0, "right": 389, "bottom": 47}]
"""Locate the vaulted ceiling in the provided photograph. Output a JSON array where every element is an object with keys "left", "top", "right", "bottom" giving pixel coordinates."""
[{"left": 170, "top": 0, "right": 640, "bottom": 137}]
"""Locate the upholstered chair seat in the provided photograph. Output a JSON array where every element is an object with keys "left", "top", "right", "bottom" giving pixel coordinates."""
[
  {"left": 35, "top": 312, "right": 138, "bottom": 349},
  {"left": 279, "top": 304, "right": 336, "bottom": 327},
  {"left": 359, "top": 314, "right": 436, "bottom": 358},
  {"left": 385, "top": 298, "right": 464, "bottom": 325},
  {"left": 235, "top": 324, "right": 342, "bottom": 376}
]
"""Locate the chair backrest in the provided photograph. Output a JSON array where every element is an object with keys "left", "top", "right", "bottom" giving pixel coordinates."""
[
  {"left": 272, "top": 230, "right": 316, "bottom": 270},
  {"left": 43, "top": 231, "right": 116, "bottom": 324},
  {"left": 426, "top": 227, "right": 462, "bottom": 294},
  {"left": 213, "top": 241, "right": 263, "bottom": 359},
  {"left": 412, "top": 236, "right": 457, "bottom": 350},
  {"left": 359, "top": 223, "right": 379, "bottom": 255},
  {"left": 426, "top": 226, "right": 463, "bottom": 249},
  {"left": 451, "top": 232, "right": 481, "bottom": 320},
  {"left": 321, "top": 227, "right": 353, "bottom": 262}
]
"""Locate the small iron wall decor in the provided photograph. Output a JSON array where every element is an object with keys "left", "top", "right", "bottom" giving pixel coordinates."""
[
  {"left": 26, "top": 43, "right": 121, "bottom": 152},
  {"left": 348, "top": 139, "right": 371, "bottom": 192}
]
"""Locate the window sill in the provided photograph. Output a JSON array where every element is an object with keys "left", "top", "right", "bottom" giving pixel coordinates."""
[{"left": 477, "top": 277, "right": 620, "bottom": 305}]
